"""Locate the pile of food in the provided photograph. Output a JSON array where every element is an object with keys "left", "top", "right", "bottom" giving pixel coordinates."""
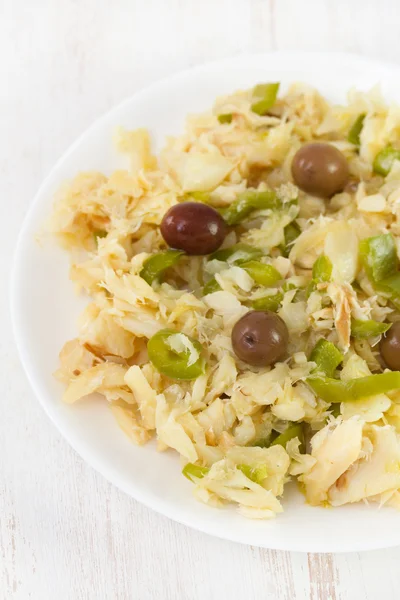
[{"left": 52, "top": 81, "right": 400, "bottom": 518}]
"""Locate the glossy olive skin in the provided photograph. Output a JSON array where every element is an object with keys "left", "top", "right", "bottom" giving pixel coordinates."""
[
  {"left": 160, "top": 202, "right": 227, "bottom": 255},
  {"left": 231, "top": 310, "right": 289, "bottom": 367},
  {"left": 291, "top": 143, "right": 349, "bottom": 198},
  {"left": 380, "top": 322, "right": 400, "bottom": 370}
]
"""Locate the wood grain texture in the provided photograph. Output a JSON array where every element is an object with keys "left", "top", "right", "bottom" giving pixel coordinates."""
[{"left": 2, "top": 0, "right": 400, "bottom": 598}]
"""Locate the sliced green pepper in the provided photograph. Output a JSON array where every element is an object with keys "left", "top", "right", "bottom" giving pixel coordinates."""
[
  {"left": 218, "top": 113, "right": 233, "bottom": 124},
  {"left": 359, "top": 234, "right": 398, "bottom": 282},
  {"left": 210, "top": 243, "right": 263, "bottom": 264},
  {"left": 220, "top": 190, "right": 281, "bottom": 226},
  {"left": 307, "top": 254, "right": 333, "bottom": 297},
  {"left": 313, "top": 254, "right": 333, "bottom": 282},
  {"left": 240, "top": 261, "right": 282, "bottom": 286},
  {"left": 202, "top": 277, "right": 221, "bottom": 295},
  {"left": 270, "top": 424, "right": 305, "bottom": 451},
  {"left": 310, "top": 339, "right": 343, "bottom": 378},
  {"left": 182, "top": 463, "right": 210, "bottom": 482},
  {"left": 282, "top": 281, "right": 298, "bottom": 293},
  {"left": 359, "top": 234, "right": 400, "bottom": 306},
  {"left": 378, "top": 275, "right": 400, "bottom": 310},
  {"left": 280, "top": 222, "right": 301, "bottom": 257},
  {"left": 373, "top": 146, "right": 400, "bottom": 176},
  {"left": 351, "top": 318, "right": 392, "bottom": 339},
  {"left": 238, "top": 463, "right": 268, "bottom": 484},
  {"left": 187, "top": 191, "right": 211, "bottom": 203},
  {"left": 251, "top": 83, "right": 280, "bottom": 116},
  {"left": 252, "top": 292, "right": 283, "bottom": 312},
  {"left": 348, "top": 113, "right": 366, "bottom": 146},
  {"left": 140, "top": 250, "right": 184, "bottom": 285},
  {"left": 148, "top": 329, "right": 205, "bottom": 380},
  {"left": 307, "top": 371, "right": 400, "bottom": 403}
]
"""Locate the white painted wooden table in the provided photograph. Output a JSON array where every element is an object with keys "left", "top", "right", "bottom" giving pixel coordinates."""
[{"left": 3, "top": 1, "right": 400, "bottom": 598}]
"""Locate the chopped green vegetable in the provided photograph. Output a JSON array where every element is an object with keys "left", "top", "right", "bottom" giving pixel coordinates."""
[
  {"left": 218, "top": 113, "right": 233, "bottom": 124},
  {"left": 307, "top": 254, "right": 333, "bottom": 297},
  {"left": 251, "top": 83, "right": 280, "bottom": 116},
  {"left": 220, "top": 190, "right": 281, "bottom": 226},
  {"left": 140, "top": 250, "right": 184, "bottom": 285},
  {"left": 240, "top": 261, "right": 282, "bottom": 286},
  {"left": 148, "top": 329, "right": 205, "bottom": 380},
  {"left": 238, "top": 464, "right": 268, "bottom": 484},
  {"left": 210, "top": 243, "right": 263, "bottom": 264},
  {"left": 252, "top": 292, "right": 283, "bottom": 312},
  {"left": 280, "top": 222, "right": 301, "bottom": 257},
  {"left": 351, "top": 318, "right": 392, "bottom": 339},
  {"left": 312, "top": 254, "right": 333, "bottom": 282},
  {"left": 187, "top": 191, "right": 211, "bottom": 203},
  {"left": 182, "top": 463, "right": 210, "bottom": 482},
  {"left": 307, "top": 371, "right": 400, "bottom": 403},
  {"left": 359, "top": 234, "right": 398, "bottom": 282},
  {"left": 373, "top": 146, "right": 400, "bottom": 176},
  {"left": 348, "top": 113, "right": 366, "bottom": 146},
  {"left": 282, "top": 281, "right": 298, "bottom": 293},
  {"left": 270, "top": 424, "right": 305, "bottom": 451},
  {"left": 202, "top": 277, "right": 221, "bottom": 295},
  {"left": 310, "top": 339, "right": 343, "bottom": 378},
  {"left": 359, "top": 234, "right": 400, "bottom": 306},
  {"left": 379, "top": 275, "right": 400, "bottom": 310}
]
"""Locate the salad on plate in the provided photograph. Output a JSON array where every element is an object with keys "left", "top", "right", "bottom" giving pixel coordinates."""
[{"left": 51, "top": 81, "right": 400, "bottom": 519}]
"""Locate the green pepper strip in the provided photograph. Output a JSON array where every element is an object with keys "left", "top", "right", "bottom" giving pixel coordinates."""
[
  {"left": 186, "top": 191, "right": 212, "bottom": 203},
  {"left": 359, "top": 234, "right": 400, "bottom": 306},
  {"left": 218, "top": 113, "right": 233, "bottom": 124},
  {"left": 220, "top": 190, "right": 282, "bottom": 226},
  {"left": 202, "top": 277, "right": 221, "bottom": 296},
  {"left": 280, "top": 222, "right": 301, "bottom": 257},
  {"left": 237, "top": 464, "right": 268, "bottom": 484},
  {"left": 373, "top": 146, "right": 400, "bottom": 176},
  {"left": 351, "top": 318, "right": 392, "bottom": 339},
  {"left": 270, "top": 424, "right": 305, "bottom": 451},
  {"left": 210, "top": 243, "right": 263, "bottom": 264},
  {"left": 182, "top": 463, "right": 210, "bottom": 482},
  {"left": 359, "top": 234, "right": 398, "bottom": 282},
  {"left": 348, "top": 113, "right": 366, "bottom": 146},
  {"left": 147, "top": 329, "right": 205, "bottom": 380},
  {"left": 309, "top": 339, "right": 343, "bottom": 378},
  {"left": 307, "top": 372, "right": 400, "bottom": 403},
  {"left": 252, "top": 292, "right": 283, "bottom": 312},
  {"left": 313, "top": 254, "right": 333, "bottom": 282},
  {"left": 140, "top": 250, "right": 184, "bottom": 285},
  {"left": 306, "top": 254, "right": 333, "bottom": 297},
  {"left": 251, "top": 82, "right": 280, "bottom": 116},
  {"left": 240, "top": 261, "right": 282, "bottom": 286}
]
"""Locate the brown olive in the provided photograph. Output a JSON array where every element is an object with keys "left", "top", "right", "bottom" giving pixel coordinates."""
[
  {"left": 160, "top": 202, "right": 226, "bottom": 255},
  {"left": 380, "top": 322, "right": 400, "bottom": 370},
  {"left": 291, "top": 142, "right": 349, "bottom": 198},
  {"left": 231, "top": 310, "right": 289, "bottom": 367}
]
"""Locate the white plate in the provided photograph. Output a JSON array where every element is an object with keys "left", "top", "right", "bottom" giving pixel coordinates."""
[{"left": 11, "top": 52, "right": 400, "bottom": 553}]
